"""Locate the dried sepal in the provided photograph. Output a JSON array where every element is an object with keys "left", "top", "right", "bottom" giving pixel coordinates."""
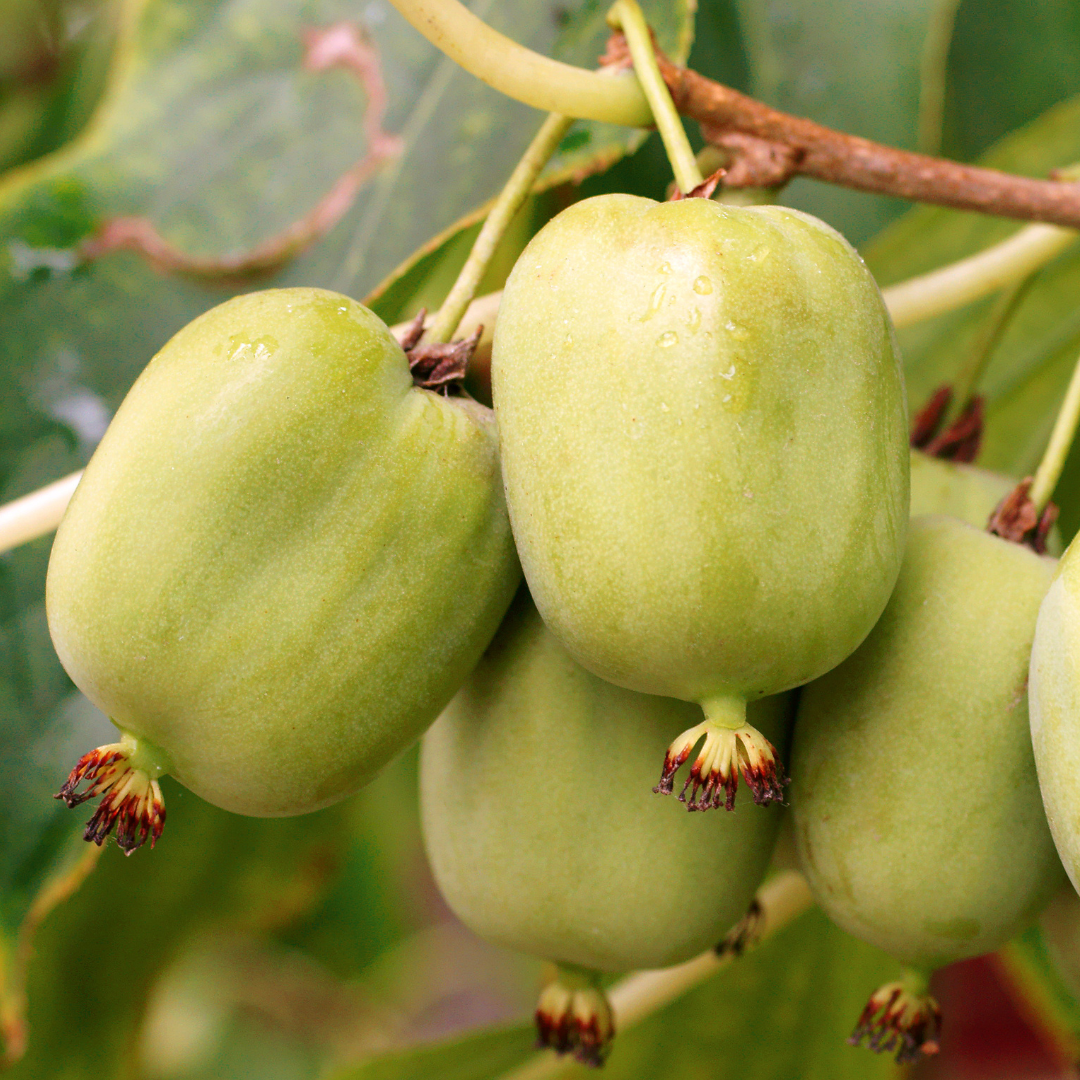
[
  {"left": 716, "top": 897, "right": 764, "bottom": 957},
  {"left": 655, "top": 720, "right": 787, "bottom": 811},
  {"left": 849, "top": 979, "right": 942, "bottom": 1065},
  {"left": 535, "top": 970, "right": 614, "bottom": 1068},
  {"left": 55, "top": 740, "right": 166, "bottom": 855},
  {"left": 987, "top": 477, "right": 1058, "bottom": 553},
  {"left": 405, "top": 325, "right": 482, "bottom": 394}
]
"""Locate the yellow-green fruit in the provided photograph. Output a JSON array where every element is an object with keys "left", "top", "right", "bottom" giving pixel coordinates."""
[
  {"left": 491, "top": 194, "right": 907, "bottom": 808},
  {"left": 420, "top": 592, "right": 791, "bottom": 972},
  {"left": 1029, "top": 533, "right": 1080, "bottom": 891},
  {"left": 793, "top": 515, "right": 1063, "bottom": 971},
  {"left": 909, "top": 449, "right": 1061, "bottom": 552},
  {"left": 909, "top": 449, "right": 1013, "bottom": 525},
  {"left": 47, "top": 288, "right": 519, "bottom": 845}
]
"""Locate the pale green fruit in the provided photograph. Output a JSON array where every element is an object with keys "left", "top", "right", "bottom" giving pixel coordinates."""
[
  {"left": 1029, "top": 532, "right": 1080, "bottom": 891},
  {"left": 47, "top": 288, "right": 519, "bottom": 849},
  {"left": 909, "top": 449, "right": 1013, "bottom": 525},
  {"left": 792, "top": 515, "right": 1063, "bottom": 1059},
  {"left": 909, "top": 449, "right": 1061, "bottom": 552},
  {"left": 492, "top": 193, "right": 907, "bottom": 808},
  {"left": 420, "top": 592, "right": 790, "bottom": 975}
]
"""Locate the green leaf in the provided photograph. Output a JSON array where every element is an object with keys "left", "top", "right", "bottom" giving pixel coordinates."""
[
  {"left": 331, "top": 908, "right": 902, "bottom": 1080},
  {"left": 732, "top": 0, "right": 961, "bottom": 242},
  {"left": 944, "top": 0, "right": 1080, "bottom": 163},
  {"left": 863, "top": 93, "right": 1080, "bottom": 540}
]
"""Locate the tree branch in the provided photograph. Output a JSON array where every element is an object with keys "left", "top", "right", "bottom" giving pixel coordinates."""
[{"left": 631, "top": 43, "right": 1080, "bottom": 227}]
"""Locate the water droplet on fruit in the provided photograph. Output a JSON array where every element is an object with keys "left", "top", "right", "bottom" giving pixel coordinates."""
[
  {"left": 658, "top": 331, "right": 679, "bottom": 348},
  {"left": 657, "top": 262, "right": 672, "bottom": 274},
  {"left": 642, "top": 283, "right": 666, "bottom": 320},
  {"left": 693, "top": 276, "right": 713, "bottom": 295},
  {"left": 687, "top": 308, "right": 702, "bottom": 332},
  {"left": 725, "top": 321, "right": 750, "bottom": 341},
  {"left": 750, "top": 246, "right": 771, "bottom": 263}
]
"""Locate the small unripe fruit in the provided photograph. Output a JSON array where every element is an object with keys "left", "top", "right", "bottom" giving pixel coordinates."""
[
  {"left": 909, "top": 448, "right": 1013, "bottom": 525},
  {"left": 48, "top": 287, "right": 519, "bottom": 850},
  {"left": 792, "top": 515, "right": 1063, "bottom": 1062},
  {"left": 1030, "top": 533, "right": 1080, "bottom": 890},
  {"left": 492, "top": 194, "right": 907, "bottom": 809},
  {"left": 420, "top": 592, "right": 790, "bottom": 1061}
]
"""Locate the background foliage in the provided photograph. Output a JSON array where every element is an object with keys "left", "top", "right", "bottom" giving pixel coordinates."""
[{"left": 4, "top": 0, "right": 1080, "bottom": 1077}]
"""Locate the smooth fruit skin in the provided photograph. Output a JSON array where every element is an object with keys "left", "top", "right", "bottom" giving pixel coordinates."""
[
  {"left": 909, "top": 449, "right": 1013, "bottom": 526},
  {"left": 909, "top": 449, "right": 1062, "bottom": 552},
  {"left": 47, "top": 288, "right": 519, "bottom": 818},
  {"left": 491, "top": 194, "right": 908, "bottom": 706},
  {"left": 1030, "top": 534, "right": 1080, "bottom": 892},
  {"left": 793, "top": 515, "right": 1063, "bottom": 971},
  {"left": 420, "top": 591, "right": 791, "bottom": 973}
]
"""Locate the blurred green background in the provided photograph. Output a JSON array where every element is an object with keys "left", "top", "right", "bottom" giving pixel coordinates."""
[{"left": 5, "top": 1, "right": 1080, "bottom": 1077}]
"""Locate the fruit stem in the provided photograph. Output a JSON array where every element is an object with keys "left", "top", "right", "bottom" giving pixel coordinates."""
[
  {"left": 606, "top": 0, "right": 704, "bottom": 196},
  {"left": 881, "top": 221, "right": 1077, "bottom": 330},
  {"left": 942, "top": 269, "right": 1039, "bottom": 429},
  {"left": 497, "top": 871, "right": 814, "bottom": 1080},
  {"left": 385, "top": 0, "right": 651, "bottom": 125},
  {"left": 1030, "top": 345, "right": 1080, "bottom": 513},
  {"left": 0, "top": 470, "right": 81, "bottom": 555},
  {"left": 424, "top": 112, "right": 573, "bottom": 346}
]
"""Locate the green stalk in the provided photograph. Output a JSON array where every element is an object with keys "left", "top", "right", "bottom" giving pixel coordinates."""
[
  {"left": 942, "top": 270, "right": 1039, "bottom": 427},
  {"left": 606, "top": 0, "right": 704, "bottom": 195},
  {"left": 385, "top": 0, "right": 650, "bottom": 125},
  {"left": 425, "top": 112, "right": 572, "bottom": 345},
  {"left": 882, "top": 223, "right": 1076, "bottom": 329},
  {"left": 1030, "top": 349, "right": 1080, "bottom": 513}
]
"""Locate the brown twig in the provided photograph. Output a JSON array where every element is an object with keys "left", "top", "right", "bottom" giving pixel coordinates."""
[
  {"left": 604, "top": 32, "right": 1080, "bottom": 227},
  {"left": 79, "top": 23, "right": 403, "bottom": 282}
]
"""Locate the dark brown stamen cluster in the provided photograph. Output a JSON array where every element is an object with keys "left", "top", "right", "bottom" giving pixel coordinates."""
[
  {"left": 56, "top": 746, "right": 166, "bottom": 854},
  {"left": 716, "top": 898, "right": 764, "bottom": 957},
  {"left": 535, "top": 981, "right": 614, "bottom": 1068},
  {"left": 654, "top": 727, "right": 788, "bottom": 811},
  {"left": 849, "top": 983, "right": 942, "bottom": 1065}
]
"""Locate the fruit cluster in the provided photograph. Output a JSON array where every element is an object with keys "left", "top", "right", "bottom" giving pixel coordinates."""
[{"left": 44, "top": 190, "right": 1080, "bottom": 1067}]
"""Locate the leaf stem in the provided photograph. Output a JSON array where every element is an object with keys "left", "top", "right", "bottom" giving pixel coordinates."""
[
  {"left": 943, "top": 270, "right": 1039, "bottom": 426},
  {"left": 606, "top": 0, "right": 703, "bottom": 194},
  {"left": 496, "top": 872, "right": 813, "bottom": 1080},
  {"left": 0, "top": 472, "right": 82, "bottom": 555},
  {"left": 385, "top": 0, "right": 650, "bottom": 125},
  {"left": 1030, "top": 349, "right": 1080, "bottom": 513},
  {"left": 881, "top": 223, "right": 1077, "bottom": 329},
  {"left": 425, "top": 112, "right": 572, "bottom": 346}
]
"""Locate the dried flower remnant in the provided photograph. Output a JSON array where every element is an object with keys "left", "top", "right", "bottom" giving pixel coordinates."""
[
  {"left": 535, "top": 968, "right": 614, "bottom": 1068},
  {"left": 655, "top": 716, "right": 788, "bottom": 811},
  {"left": 849, "top": 979, "right": 942, "bottom": 1065},
  {"left": 55, "top": 735, "right": 167, "bottom": 854}
]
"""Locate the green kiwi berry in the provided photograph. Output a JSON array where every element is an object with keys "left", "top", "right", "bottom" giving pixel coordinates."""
[
  {"left": 420, "top": 591, "right": 790, "bottom": 1062},
  {"left": 792, "top": 514, "right": 1063, "bottom": 1062},
  {"left": 491, "top": 194, "right": 907, "bottom": 809},
  {"left": 47, "top": 287, "right": 519, "bottom": 851},
  {"left": 1029, "top": 533, "right": 1080, "bottom": 890}
]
